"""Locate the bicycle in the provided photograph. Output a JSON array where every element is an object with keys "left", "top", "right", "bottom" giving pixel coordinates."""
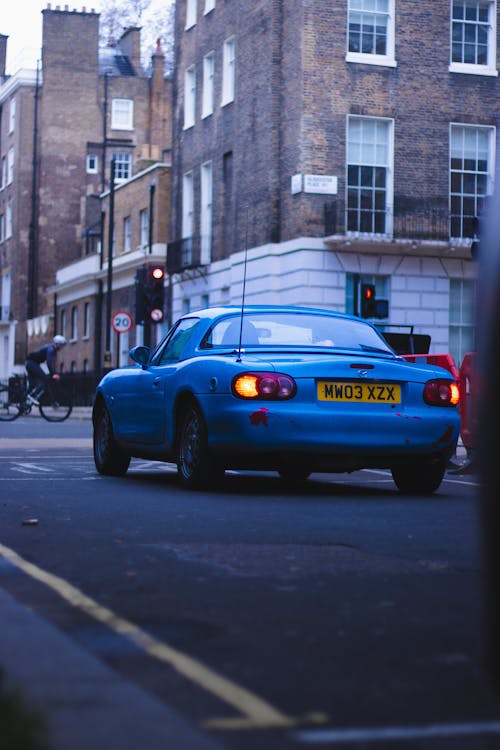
[{"left": 0, "top": 374, "right": 73, "bottom": 422}]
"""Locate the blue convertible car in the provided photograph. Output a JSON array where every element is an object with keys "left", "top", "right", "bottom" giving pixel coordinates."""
[{"left": 93, "top": 306, "right": 461, "bottom": 494}]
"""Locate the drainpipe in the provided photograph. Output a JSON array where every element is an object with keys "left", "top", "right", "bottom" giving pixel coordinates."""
[
  {"left": 104, "top": 156, "right": 115, "bottom": 369},
  {"left": 27, "top": 59, "right": 41, "bottom": 319}
]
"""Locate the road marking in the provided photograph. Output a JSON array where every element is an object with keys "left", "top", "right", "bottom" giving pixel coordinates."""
[
  {"left": 0, "top": 541, "right": 298, "bottom": 730},
  {"left": 292, "top": 719, "right": 500, "bottom": 744},
  {"left": 11, "top": 463, "right": 55, "bottom": 475},
  {"left": 0, "top": 439, "right": 92, "bottom": 449},
  {"left": 0, "top": 477, "right": 97, "bottom": 481},
  {"left": 131, "top": 461, "right": 177, "bottom": 473}
]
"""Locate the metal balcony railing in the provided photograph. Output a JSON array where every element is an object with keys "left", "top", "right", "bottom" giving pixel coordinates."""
[
  {"left": 324, "top": 196, "right": 477, "bottom": 242},
  {"left": 167, "top": 235, "right": 205, "bottom": 274}
]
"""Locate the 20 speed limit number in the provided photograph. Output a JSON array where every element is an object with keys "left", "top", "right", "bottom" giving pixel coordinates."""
[{"left": 112, "top": 311, "right": 133, "bottom": 334}]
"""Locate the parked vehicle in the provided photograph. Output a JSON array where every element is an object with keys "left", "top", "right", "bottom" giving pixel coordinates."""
[{"left": 92, "top": 306, "right": 460, "bottom": 493}]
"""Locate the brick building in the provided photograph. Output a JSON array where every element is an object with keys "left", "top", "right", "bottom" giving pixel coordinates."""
[
  {"left": 0, "top": 6, "right": 172, "bottom": 381},
  {"left": 169, "top": 0, "right": 494, "bottom": 366}
]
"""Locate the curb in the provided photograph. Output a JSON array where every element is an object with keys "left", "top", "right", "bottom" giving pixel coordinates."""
[{"left": 0, "top": 586, "right": 223, "bottom": 750}]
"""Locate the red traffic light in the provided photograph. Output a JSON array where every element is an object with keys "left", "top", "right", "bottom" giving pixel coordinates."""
[
  {"left": 363, "top": 284, "right": 374, "bottom": 300},
  {"left": 151, "top": 266, "right": 165, "bottom": 281}
]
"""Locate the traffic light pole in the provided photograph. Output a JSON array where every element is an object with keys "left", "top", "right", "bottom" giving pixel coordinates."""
[{"left": 104, "top": 156, "right": 115, "bottom": 370}]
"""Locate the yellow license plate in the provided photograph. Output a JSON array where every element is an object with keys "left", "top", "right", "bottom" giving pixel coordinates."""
[{"left": 317, "top": 381, "right": 401, "bottom": 403}]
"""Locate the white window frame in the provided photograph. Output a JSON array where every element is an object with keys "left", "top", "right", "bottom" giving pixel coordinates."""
[
  {"left": 184, "top": 65, "right": 196, "bottom": 129},
  {"left": 449, "top": 0, "right": 498, "bottom": 76},
  {"left": 204, "top": 0, "right": 215, "bottom": 13},
  {"left": 86, "top": 154, "right": 98, "bottom": 174},
  {"left": 111, "top": 98, "right": 134, "bottom": 130},
  {"left": 449, "top": 122, "right": 495, "bottom": 239},
  {"left": 83, "top": 302, "right": 90, "bottom": 339},
  {"left": 1, "top": 157, "right": 6, "bottom": 189},
  {"left": 71, "top": 305, "right": 78, "bottom": 341},
  {"left": 60, "top": 309, "right": 67, "bottom": 338},
  {"left": 112, "top": 151, "right": 132, "bottom": 182},
  {"left": 449, "top": 278, "right": 476, "bottom": 365},
  {"left": 221, "top": 37, "right": 235, "bottom": 106},
  {"left": 201, "top": 161, "right": 213, "bottom": 264},
  {"left": 7, "top": 148, "right": 14, "bottom": 185},
  {"left": 346, "top": 0, "right": 396, "bottom": 68},
  {"left": 8, "top": 98, "right": 16, "bottom": 133},
  {"left": 346, "top": 115, "right": 394, "bottom": 236},
  {"left": 186, "top": 0, "right": 197, "bottom": 29},
  {"left": 140, "top": 208, "right": 149, "bottom": 247},
  {"left": 5, "top": 203, "right": 12, "bottom": 239},
  {"left": 1, "top": 272, "right": 11, "bottom": 321},
  {"left": 123, "top": 215, "right": 132, "bottom": 252},
  {"left": 202, "top": 52, "right": 215, "bottom": 118},
  {"left": 182, "top": 171, "right": 194, "bottom": 240}
]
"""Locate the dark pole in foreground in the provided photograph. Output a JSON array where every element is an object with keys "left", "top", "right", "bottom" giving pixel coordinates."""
[{"left": 104, "top": 156, "right": 115, "bottom": 370}]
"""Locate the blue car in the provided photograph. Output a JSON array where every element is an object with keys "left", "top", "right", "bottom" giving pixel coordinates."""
[{"left": 93, "top": 306, "right": 461, "bottom": 494}]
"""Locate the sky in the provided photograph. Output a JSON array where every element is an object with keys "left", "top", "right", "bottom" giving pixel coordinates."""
[
  {"left": 2, "top": 0, "right": 100, "bottom": 73},
  {"left": 3, "top": 0, "right": 173, "bottom": 74}
]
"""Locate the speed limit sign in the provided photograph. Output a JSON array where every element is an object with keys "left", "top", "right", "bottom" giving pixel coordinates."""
[{"left": 112, "top": 311, "right": 133, "bottom": 334}]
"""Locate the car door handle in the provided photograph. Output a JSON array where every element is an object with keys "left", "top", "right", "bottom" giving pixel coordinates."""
[{"left": 153, "top": 377, "right": 161, "bottom": 387}]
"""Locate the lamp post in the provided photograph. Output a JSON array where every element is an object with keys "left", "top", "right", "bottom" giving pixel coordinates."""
[{"left": 104, "top": 156, "right": 115, "bottom": 370}]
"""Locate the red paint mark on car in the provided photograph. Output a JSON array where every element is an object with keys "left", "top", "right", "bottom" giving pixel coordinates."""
[{"left": 249, "top": 408, "right": 269, "bottom": 426}]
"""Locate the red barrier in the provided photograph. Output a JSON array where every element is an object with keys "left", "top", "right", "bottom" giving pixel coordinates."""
[
  {"left": 401, "top": 353, "right": 460, "bottom": 381},
  {"left": 402, "top": 351, "right": 477, "bottom": 453},
  {"left": 458, "top": 352, "right": 476, "bottom": 452}
]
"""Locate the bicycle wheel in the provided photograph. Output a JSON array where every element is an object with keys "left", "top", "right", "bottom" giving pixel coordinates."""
[
  {"left": 39, "top": 380, "right": 73, "bottom": 422},
  {"left": 0, "top": 384, "right": 23, "bottom": 421}
]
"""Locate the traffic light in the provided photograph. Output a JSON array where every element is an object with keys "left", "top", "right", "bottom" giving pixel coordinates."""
[
  {"left": 361, "top": 283, "right": 377, "bottom": 318},
  {"left": 146, "top": 265, "right": 165, "bottom": 323},
  {"left": 360, "top": 283, "right": 389, "bottom": 319},
  {"left": 135, "top": 265, "right": 166, "bottom": 324}
]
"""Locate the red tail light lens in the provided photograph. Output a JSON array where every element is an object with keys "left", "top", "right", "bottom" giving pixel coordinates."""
[
  {"left": 423, "top": 379, "right": 460, "bottom": 407},
  {"left": 232, "top": 372, "right": 296, "bottom": 400}
]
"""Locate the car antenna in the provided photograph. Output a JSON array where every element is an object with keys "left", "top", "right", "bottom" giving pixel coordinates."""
[{"left": 236, "top": 205, "right": 249, "bottom": 363}]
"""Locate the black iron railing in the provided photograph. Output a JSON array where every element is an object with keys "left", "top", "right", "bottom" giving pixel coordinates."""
[
  {"left": 324, "top": 196, "right": 476, "bottom": 242},
  {"left": 167, "top": 236, "right": 206, "bottom": 274}
]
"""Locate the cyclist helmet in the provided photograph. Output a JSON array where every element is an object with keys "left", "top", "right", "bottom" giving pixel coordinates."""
[{"left": 53, "top": 335, "right": 67, "bottom": 345}]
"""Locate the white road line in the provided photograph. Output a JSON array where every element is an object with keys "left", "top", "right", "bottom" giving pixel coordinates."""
[
  {"left": 0, "top": 477, "right": 97, "bottom": 481},
  {"left": 293, "top": 720, "right": 500, "bottom": 744},
  {"left": 11, "top": 463, "right": 55, "bottom": 474}
]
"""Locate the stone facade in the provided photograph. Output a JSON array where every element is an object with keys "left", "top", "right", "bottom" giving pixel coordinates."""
[{"left": 170, "top": 0, "right": 493, "bottom": 366}]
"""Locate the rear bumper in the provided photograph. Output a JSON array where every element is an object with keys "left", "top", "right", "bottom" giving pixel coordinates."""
[{"left": 200, "top": 396, "right": 460, "bottom": 469}]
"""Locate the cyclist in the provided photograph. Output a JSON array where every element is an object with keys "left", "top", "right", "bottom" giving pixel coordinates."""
[{"left": 26, "top": 335, "right": 67, "bottom": 401}]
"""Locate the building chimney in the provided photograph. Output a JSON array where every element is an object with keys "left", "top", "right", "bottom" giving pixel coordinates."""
[
  {"left": 149, "top": 38, "right": 166, "bottom": 154},
  {"left": 118, "top": 26, "right": 141, "bottom": 72}
]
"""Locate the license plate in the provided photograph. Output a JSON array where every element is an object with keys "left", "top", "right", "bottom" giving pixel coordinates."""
[{"left": 317, "top": 381, "right": 401, "bottom": 403}]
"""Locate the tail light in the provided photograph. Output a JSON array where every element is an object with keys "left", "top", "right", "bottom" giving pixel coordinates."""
[
  {"left": 232, "top": 372, "right": 296, "bottom": 400},
  {"left": 423, "top": 379, "right": 460, "bottom": 407}
]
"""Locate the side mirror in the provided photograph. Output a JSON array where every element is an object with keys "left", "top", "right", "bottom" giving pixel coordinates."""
[{"left": 130, "top": 345, "right": 151, "bottom": 369}]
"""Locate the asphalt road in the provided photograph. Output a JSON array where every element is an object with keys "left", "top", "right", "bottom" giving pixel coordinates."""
[{"left": 1, "top": 415, "right": 498, "bottom": 750}]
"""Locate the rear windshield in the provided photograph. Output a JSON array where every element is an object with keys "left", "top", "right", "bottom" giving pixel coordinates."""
[{"left": 201, "top": 312, "right": 394, "bottom": 355}]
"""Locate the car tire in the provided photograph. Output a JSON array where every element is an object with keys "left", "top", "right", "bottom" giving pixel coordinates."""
[
  {"left": 391, "top": 457, "right": 446, "bottom": 495},
  {"left": 93, "top": 407, "right": 131, "bottom": 476},
  {"left": 178, "top": 403, "right": 223, "bottom": 489}
]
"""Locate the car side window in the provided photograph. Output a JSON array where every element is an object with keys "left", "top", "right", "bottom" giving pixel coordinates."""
[{"left": 153, "top": 318, "right": 200, "bottom": 364}]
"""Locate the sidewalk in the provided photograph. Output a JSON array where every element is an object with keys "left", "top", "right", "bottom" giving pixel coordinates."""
[{"left": 0, "top": 587, "right": 223, "bottom": 750}]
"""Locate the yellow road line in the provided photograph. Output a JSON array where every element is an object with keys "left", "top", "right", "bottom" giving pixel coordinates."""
[{"left": 0, "top": 541, "right": 295, "bottom": 730}]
